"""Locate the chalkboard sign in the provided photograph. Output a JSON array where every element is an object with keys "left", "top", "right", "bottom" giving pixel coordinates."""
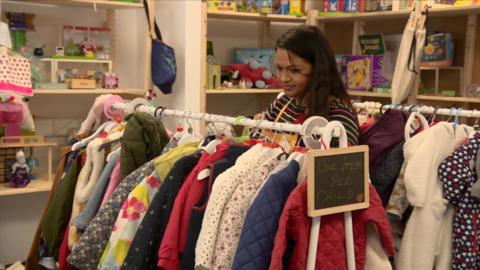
[{"left": 307, "top": 145, "right": 369, "bottom": 217}]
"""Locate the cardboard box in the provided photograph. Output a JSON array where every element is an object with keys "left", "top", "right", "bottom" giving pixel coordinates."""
[
  {"left": 346, "top": 55, "right": 389, "bottom": 91},
  {"left": 324, "top": 0, "right": 344, "bottom": 11},
  {"left": 421, "top": 32, "right": 454, "bottom": 67},
  {"left": 290, "top": 0, "right": 304, "bottom": 14},
  {"left": 69, "top": 79, "right": 96, "bottom": 89},
  {"left": 344, "top": 0, "right": 360, "bottom": 11},
  {"left": 206, "top": 64, "right": 221, "bottom": 89},
  {"left": 273, "top": 0, "right": 290, "bottom": 14},
  {"left": 371, "top": 55, "right": 389, "bottom": 88},
  {"left": 257, "top": 0, "right": 273, "bottom": 13},
  {"left": 347, "top": 55, "right": 371, "bottom": 91}
]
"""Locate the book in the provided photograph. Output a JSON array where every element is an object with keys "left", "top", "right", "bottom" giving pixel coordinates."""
[{"left": 358, "top": 34, "right": 385, "bottom": 55}]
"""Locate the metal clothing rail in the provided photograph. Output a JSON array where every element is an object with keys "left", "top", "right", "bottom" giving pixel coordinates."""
[
  {"left": 353, "top": 102, "right": 480, "bottom": 118},
  {"left": 112, "top": 99, "right": 355, "bottom": 270},
  {"left": 112, "top": 100, "right": 328, "bottom": 136},
  {"left": 112, "top": 100, "right": 354, "bottom": 270}
]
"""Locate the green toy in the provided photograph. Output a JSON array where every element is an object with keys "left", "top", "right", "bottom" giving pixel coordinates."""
[{"left": 66, "top": 42, "right": 81, "bottom": 56}]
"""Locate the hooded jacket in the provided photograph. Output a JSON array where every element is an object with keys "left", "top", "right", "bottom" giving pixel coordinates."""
[{"left": 121, "top": 112, "right": 169, "bottom": 178}]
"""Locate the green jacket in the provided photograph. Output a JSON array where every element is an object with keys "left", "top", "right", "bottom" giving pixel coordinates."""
[
  {"left": 40, "top": 151, "right": 83, "bottom": 259},
  {"left": 121, "top": 112, "right": 169, "bottom": 178}
]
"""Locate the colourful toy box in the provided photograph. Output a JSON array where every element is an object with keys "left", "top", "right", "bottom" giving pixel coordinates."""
[
  {"left": 257, "top": 0, "right": 273, "bottom": 13},
  {"left": 346, "top": 55, "right": 389, "bottom": 91},
  {"left": 273, "top": 0, "right": 290, "bottom": 14},
  {"left": 344, "top": 0, "right": 359, "bottom": 12},
  {"left": 324, "top": 0, "right": 344, "bottom": 11},
  {"left": 421, "top": 32, "right": 454, "bottom": 67},
  {"left": 289, "top": 0, "right": 304, "bottom": 14},
  {"left": 236, "top": 0, "right": 272, "bottom": 13},
  {"left": 208, "top": 0, "right": 237, "bottom": 11}
]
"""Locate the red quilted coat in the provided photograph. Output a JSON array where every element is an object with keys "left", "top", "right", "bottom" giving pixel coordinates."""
[{"left": 269, "top": 182, "right": 395, "bottom": 270}]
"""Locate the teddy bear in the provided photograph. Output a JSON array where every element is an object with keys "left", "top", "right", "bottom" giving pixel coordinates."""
[{"left": 227, "top": 60, "right": 279, "bottom": 89}]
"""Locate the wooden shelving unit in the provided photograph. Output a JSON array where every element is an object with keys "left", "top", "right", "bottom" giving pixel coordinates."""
[
  {"left": 347, "top": 90, "right": 391, "bottom": 98},
  {"left": 0, "top": 141, "right": 57, "bottom": 196},
  {"left": 201, "top": 4, "right": 309, "bottom": 116},
  {"left": 316, "top": 4, "right": 480, "bottom": 22},
  {"left": 40, "top": 58, "right": 112, "bottom": 64},
  {"left": 33, "top": 88, "right": 145, "bottom": 95},
  {"left": 0, "top": 174, "right": 52, "bottom": 197},
  {"left": 2, "top": 0, "right": 154, "bottom": 196},
  {"left": 202, "top": 3, "right": 480, "bottom": 115},
  {"left": 206, "top": 89, "right": 283, "bottom": 94},
  {"left": 12, "top": 0, "right": 152, "bottom": 96},
  {"left": 311, "top": 5, "right": 480, "bottom": 107},
  {"left": 8, "top": 0, "right": 143, "bottom": 9},
  {"left": 207, "top": 10, "right": 307, "bottom": 22}
]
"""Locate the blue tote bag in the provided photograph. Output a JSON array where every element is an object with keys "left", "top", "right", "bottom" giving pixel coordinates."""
[{"left": 143, "top": 0, "right": 176, "bottom": 94}]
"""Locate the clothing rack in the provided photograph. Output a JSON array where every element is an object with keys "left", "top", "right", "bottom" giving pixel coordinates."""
[
  {"left": 353, "top": 102, "right": 480, "bottom": 118},
  {"left": 112, "top": 99, "right": 357, "bottom": 270},
  {"left": 112, "top": 100, "right": 330, "bottom": 137}
]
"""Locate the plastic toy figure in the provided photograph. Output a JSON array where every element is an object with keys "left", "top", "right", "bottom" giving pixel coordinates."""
[{"left": 9, "top": 150, "right": 31, "bottom": 188}]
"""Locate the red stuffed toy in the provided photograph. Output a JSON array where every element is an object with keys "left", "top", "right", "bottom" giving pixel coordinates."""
[{"left": 228, "top": 60, "right": 279, "bottom": 89}]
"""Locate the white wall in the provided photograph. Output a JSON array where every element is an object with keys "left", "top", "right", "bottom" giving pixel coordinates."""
[
  {"left": 0, "top": 0, "right": 202, "bottom": 264},
  {"left": 151, "top": 0, "right": 202, "bottom": 129}
]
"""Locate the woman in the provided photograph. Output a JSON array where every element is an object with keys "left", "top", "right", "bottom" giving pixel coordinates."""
[{"left": 258, "top": 25, "right": 360, "bottom": 146}]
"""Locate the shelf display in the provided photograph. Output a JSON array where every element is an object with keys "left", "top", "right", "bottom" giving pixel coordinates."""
[
  {"left": 210, "top": 0, "right": 306, "bottom": 15},
  {"left": 58, "top": 26, "right": 111, "bottom": 60},
  {"left": 234, "top": 48, "right": 276, "bottom": 72},
  {"left": 0, "top": 136, "right": 57, "bottom": 196}
]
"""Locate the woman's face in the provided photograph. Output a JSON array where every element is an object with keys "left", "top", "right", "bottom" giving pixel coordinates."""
[{"left": 275, "top": 48, "right": 312, "bottom": 98}]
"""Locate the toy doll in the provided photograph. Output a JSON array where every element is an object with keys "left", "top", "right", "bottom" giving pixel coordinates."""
[{"left": 9, "top": 150, "right": 31, "bottom": 188}]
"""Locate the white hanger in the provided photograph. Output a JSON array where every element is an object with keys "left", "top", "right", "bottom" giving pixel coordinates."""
[
  {"left": 106, "top": 147, "right": 121, "bottom": 163},
  {"left": 71, "top": 120, "right": 117, "bottom": 151},
  {"left": 202, "top": 139, "right": 223, "bottom": 154},
  {"left": 404, "top": 111, "right": 429, "bottom": 142},
  {"left": 301, "top": 116, "right": 329, "bottom": 149},
  {"left": 125, "top": 98, "right": 150, "bottom": 114},
  {"left": 178, "top": 112, "right": 203, "bottom": 145},
  {"left": 320, "top": 121, "right": 348, "bottom": 149}
]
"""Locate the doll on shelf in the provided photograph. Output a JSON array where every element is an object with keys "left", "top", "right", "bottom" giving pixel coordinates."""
[{"left": 9, "top": 150, "right": 31, "bottom": 188}]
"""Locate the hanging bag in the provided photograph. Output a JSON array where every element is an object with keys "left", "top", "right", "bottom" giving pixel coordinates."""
[{"left": 143, "top": 0, "right": 176, "bottom": 94}]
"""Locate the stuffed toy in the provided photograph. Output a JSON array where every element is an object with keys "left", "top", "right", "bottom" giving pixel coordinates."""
[{"left": 227, "top": 60, "right": 279, "bottom": 89}]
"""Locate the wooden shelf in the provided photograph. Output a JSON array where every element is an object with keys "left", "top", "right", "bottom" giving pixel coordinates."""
[
  {"left": 348, "top": 90, "right": 391, "bottom": 98},
  {"left": 40, "top": 58, "right": 112, "bottom": 64},
  {"left": 33, "top": 88, "right": 145, "bottom": 95},
  {"left": 419, "top": 66, "right": 464, "bottom": 71},
  {"left": 417, "top": 95, "right": 480, "bottom": 103},
  {"left": 8, "top": 0, "right": 143, "bottom": 9},
  {"left": 206, "top": 89, "right": 284, "bottom": 94},
  {"left": 0, "top": 175, "right": 52, "bottom": 197},
  {"left": 0, "top": 142, "right": 57, "bottom": 149},
  {"left": 207, "top": 10, "right": 307, "bottom": 23},
  {"left": 317, "top": 4, "right": 480, "bottom": 22}
]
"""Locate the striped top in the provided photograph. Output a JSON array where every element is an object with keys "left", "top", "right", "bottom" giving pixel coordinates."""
[
  {"left": 327, "top": 99, "right": 360, "bottom": 146},
  {"left": 264, "top": 94, "right": 306, "bottom": 124},
  {"left": 263, "top": 95, "right": 360, "bottom": 146}
]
